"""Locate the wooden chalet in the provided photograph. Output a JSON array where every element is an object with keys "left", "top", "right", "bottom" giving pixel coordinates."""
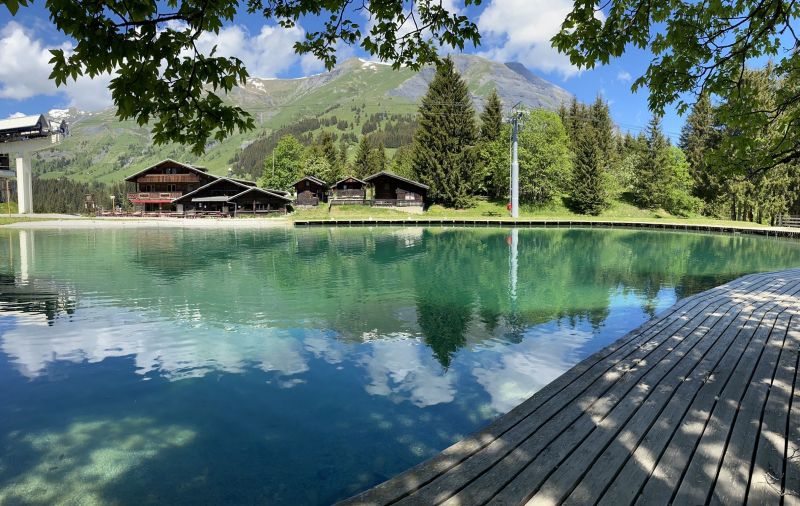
[
  {"left": 172, "top": 177, "right": 290, "bottom": 215},
  {"left": 228, "top": 187, "right": 292, "bottom": 215},
  {"left": 364, "top": 171, "right": 428, "bottom": 207},
  {"left": 125, "top": 159, "right": 219, "bottom": 212},
  {"left": 330, "top": 176, "right": 367, "bottom": 205},
  {"left": 293, "top": 175, "right": 328, "bottom": 206}
]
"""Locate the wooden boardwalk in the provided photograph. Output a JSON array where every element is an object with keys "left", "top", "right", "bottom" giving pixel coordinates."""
[{"left": 340, "top": 269, "right": 800, "bottom": 505}]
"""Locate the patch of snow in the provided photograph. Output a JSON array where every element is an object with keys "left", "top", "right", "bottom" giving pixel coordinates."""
[
  {"left": 47, "top": 108, "right": 72, "bottom": 121},
  {"left": 7, "top": 112, "right": 26, "bottom": 119}
]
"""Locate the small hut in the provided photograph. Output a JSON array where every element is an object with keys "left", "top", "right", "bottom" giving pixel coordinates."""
[
  {"left": 293, "top": 175, "right": 328, "bottom": 206},
  {"left": 364, "top": 171, "right": 428, "bottom": 207},
  {"left": 330, "top": 176, "right": 367, "bottom": 205}
]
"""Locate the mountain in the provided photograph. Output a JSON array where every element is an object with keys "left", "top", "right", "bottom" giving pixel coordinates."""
[{"left": 33, "top": 54, "right": 573, "bottom": 183}]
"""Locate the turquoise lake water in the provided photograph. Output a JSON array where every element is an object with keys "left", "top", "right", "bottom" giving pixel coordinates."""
[{"left": 1, "top": 226, "right": 799, "bottom": 504}]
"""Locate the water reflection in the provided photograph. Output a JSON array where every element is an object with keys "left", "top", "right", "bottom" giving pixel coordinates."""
[{"left": 0, "top": 226, "right": 799, "bottom": 504}]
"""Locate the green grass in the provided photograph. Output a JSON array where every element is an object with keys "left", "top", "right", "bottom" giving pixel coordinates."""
[{"left": 291, "top": 198, "right": 772, "bottom": 228}]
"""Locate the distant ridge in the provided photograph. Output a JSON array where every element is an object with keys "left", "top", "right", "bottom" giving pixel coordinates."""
[{"left": 34, "top": 54, "right": 574, "bottom": 183}]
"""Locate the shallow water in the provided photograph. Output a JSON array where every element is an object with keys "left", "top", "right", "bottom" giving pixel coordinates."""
[{"left": 0, "top": 226, "right": 798, "bottom": 505}]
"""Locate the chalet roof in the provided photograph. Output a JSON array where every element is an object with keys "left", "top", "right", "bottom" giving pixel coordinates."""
[
  {"left": 263, "top": 188, "right": 290, "bottom": 196},
  {"left": 331, "top": 176, "right": 367, "bottom": 188},
  {"left": 292, "top": 175, "right": 327, "bottom": 187},
  {"left": 228, "top": 187, "right": 292, "bottom": 202},
  {"left": 363, "top": 170, "right": 429, "bottom": 190},
  {"left": 0, "top": 114, "right": 48, "bottom": 132},
  {"left": 172, "top": 177, "right": 250, "bottom": 203},
  {"left": 124, "top": 158, "right": 212, "bottom": 182}
]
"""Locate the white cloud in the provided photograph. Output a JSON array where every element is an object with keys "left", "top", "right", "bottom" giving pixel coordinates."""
[
  {"left": 617, "top": 70, "right": 632, "bottom": 82},
  {"left": 477, "top": 0, "right": 593, "bottom": 78},
  {"left": 195, "top": 24, "right": 310, "bottom": 78},
  {"left": 0, "top": 21, "right": 112, "bottom": 110}
]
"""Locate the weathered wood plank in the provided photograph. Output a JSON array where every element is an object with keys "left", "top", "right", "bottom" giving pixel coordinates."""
[
  {"left": 782, "top": 322, "right": 800, "bottom": 506},
  {"left": 561, "top": 280, "right": 800, "bottom": 506},
  {"left": 744, "top": 312, "right": 800, "bottom": 505},
  {"left": 596, "top": 280, "right": 800, "bottom": 506},
  {"left": 672, "top": 308, "right": 792, "bottom": 504}
]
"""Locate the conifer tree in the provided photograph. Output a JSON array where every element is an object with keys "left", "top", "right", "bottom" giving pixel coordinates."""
[
  {"left": 369, "top": 140, "right": 387, "bottom": 173},
  {"left": 318, "top": 131, "right": 339, "bottom": 170},
  {"left": 412, "top": 57, "right": 478, "bottom": 208},
  {"left": 353, "top": 135, "right": 373, "bottom": 177},
  {"left": 679, "top": 93, "right": 718, "bottom": 203},
  {"left": 480, "top": 89, "right": 503, "bottom": 142},
  {"left": 570, "top": 124, "right": 609, "bottom": 215},
  {"left": 633, "top": 114, "right": 671, "bottom": 209},
  {"left": 589, "top": 96, "right": 615, "bottom": 166}
]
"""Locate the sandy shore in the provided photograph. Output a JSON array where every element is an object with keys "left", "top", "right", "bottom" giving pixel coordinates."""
[{"left": 2, "top": 217, "right": 291, "bottom": 229}]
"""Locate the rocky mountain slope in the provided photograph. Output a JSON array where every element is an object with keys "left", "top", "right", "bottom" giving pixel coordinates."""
[{"left": 34, "top": 54, "right": 573, "bottom": 183}]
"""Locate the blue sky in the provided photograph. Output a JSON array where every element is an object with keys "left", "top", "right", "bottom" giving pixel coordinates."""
[{"left": 0, "top": 1, "right": 685, "bottom": 139}]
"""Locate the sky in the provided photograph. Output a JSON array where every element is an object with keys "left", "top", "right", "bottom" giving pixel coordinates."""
[{"left": 0, "top": 1, "right": 685, "bottom": 139}]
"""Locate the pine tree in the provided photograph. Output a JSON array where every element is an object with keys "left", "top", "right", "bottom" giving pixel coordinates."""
[
  {"left": 318, "top": 131, "right": 338, "bottom": 170},
  {"left": 369, "top": 140, "right": 387, "bottom": 173},
  {"left": 353, "top": 135, "right": 373, "bottom": 177},
  {"left": 589, "top": 96, "right": 614, "bottom": 167},
  {"left": 679, "top": 93, "right": 718, "bottom": 203},
  {"left": 633, "top": 114, "right": 671, "bottom": 209},
  {"left": 411, "top": 57, "right": 478, "bottom": 208},
  {"left": 337, "top": 140, "right": 349, "bottom": 177},
  {"left": 570, "top": 124, "right": 609, "bottom": 215},
  {"left": 480, "top": 89, "right": 503, "bottom": 142}
]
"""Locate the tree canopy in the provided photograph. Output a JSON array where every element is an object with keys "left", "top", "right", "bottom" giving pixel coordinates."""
[
  {"left": 2, "top": 0, "right": 480, "bottom": 155},
  {"left": 552, "top": 0, "right": 800, "bottom": 172}
]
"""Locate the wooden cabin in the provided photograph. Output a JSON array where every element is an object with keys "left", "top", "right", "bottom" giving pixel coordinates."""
[
  {"left": 364, "top": 171, "right": 428, "bottom": 207},
  {"left": 293, "top": 175, "right": 328, "bottom": 206},
  {"left": 330, "top": 176, "right": 367, "bottom": 205},
  {"left": 125, "top": 159, "right": 219, "bottom": 212},
  {"left": 173, "top": 178, "right": 290, "bottom": 215},
  {"left": 228, "top": 187, "right": 292, "bottom": 215}
]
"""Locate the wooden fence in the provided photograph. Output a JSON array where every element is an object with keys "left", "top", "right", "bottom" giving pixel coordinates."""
[{"left": 777, "top": 214, "right": 800, "bottom": 227}]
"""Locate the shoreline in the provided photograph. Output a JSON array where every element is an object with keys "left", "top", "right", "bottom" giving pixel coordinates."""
[
  {"left": 2, "top": 216, "right": 800, "bottom": 237},
  {"left": 1, "top": 217, "right": 291, "bottom": 229}
]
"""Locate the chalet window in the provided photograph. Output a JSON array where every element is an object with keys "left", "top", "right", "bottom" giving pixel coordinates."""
[
  {"left": 167, "top": 184, "right": 177, "bottom": 192},
  {"left": 384, "top": 183, "right": 390, "bottom": 190}
]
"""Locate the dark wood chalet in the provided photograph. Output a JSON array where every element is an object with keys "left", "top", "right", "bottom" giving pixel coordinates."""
[
  {"left": 330, "top": 176, "right": 367, "bottom": 205},
  {"left": 228, "top": 187, "right": 292, "bottom": 215},
  {"left": 172, "top": 178, "right": 290, "bottom": 215},
  {"left": 293, "top": 175, "right": 328, "bottom": 206},
  {"left": 364, "top": 171, "right": 428, "bottom": 207},
  {"left": 125, "top": 159, "right": 218, "bottom": 211}
]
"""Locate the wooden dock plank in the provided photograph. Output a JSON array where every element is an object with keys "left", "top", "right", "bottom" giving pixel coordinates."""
[
  {"left": 782, "top": 323, "right": 800, "bottom": 506},
  {"left": 560, "top": 280, "right": 800, "bottom": 506},
  {"left": 744, "top": 312, "right": 800, "bottom": 505},
  {"left": 338, "top": 270, "right": 800, "bottom": 506},
  {"left": 673, "top": 310, "right": 792, "bottom": 505},
  {"left": 595, "top": 282, "right": 800, "bottom": 506}
]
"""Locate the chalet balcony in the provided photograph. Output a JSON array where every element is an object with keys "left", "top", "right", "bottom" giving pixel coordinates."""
[
  {"left": 331, "top": 189, "right": 366, "bottom": 199},
  {"left": 135, "top": 174, "right": 200, "bottom": 183},
  {"left": 372, "top": 198, "right": 423, "bottom": 207},
  {"left": 127, "top": 192, "right": 182, "bottom": 202}
]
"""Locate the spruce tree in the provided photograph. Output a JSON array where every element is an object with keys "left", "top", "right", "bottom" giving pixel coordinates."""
[
  {"left": 369, "top": 140, "right": 387, "bottom": 173},
  {"left": 480, "top": 89, "right": 503, "bottom": 142},
  {"left": 570, "top": 124, "right": 608, "bottom": 214},
  {"left": 318, "top": 131, "right": 338, "bottom": 170},
  {"left": 679, "top": 93, "right": 718, "bottom": 203},
  {"left": 353, "top": 135, "right": 373, "bottom": 177},
  {"left": 411, "top": 57, "right": 478, "bottom": 208},
  {"left": 633, "top": 114, "right": 671, "bottom": 209},
  {"left": 589, "top": 96, "right": 614, "bottom": 166}
]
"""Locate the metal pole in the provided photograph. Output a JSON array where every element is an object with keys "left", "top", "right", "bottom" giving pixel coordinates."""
[{"left": 510, "top": 115, "right": 520, "bottom": 219}]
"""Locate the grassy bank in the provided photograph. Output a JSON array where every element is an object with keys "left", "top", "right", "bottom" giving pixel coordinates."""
[{"left": 291, "top": 199, "right": 768, "bottom": 228}]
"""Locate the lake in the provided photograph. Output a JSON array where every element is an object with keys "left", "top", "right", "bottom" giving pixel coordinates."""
[{"left": 1, "top": 226, "right": 799, "bottom": 505}]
